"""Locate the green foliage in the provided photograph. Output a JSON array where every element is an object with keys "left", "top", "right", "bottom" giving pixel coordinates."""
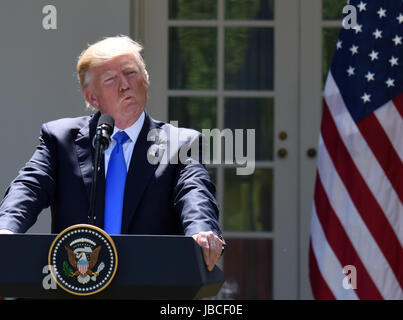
[
  {"left": 224, "top": 169, "right": 273, "bottom": 232},
  {"left": 169, "top": 27, "right": 217, "bottom": 90},
  {"left": 225, "top": 0, "right": 274, "bottom": 20},
  {"left": 63, "top": 261, "right": 74, "bottom": 277},
  {"left": 322, "top": 28, "right": 341, "bottom": 87},
  {"left": 322, "top": 0, "right": 347, "bottom": 20},
  {"left": 169, "top": 0, "right": 217, "bottom": 20},
  {"left": 169, "top": 97, "right": 217, "bottom": 131}
]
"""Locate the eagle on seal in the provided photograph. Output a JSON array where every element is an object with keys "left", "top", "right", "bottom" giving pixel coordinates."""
[{"left": 65, "top": 245, "right": 102, "bottom": 284}]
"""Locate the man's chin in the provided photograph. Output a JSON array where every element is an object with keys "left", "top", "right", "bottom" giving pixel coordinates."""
[{"left": 121, "top": 103, "right": 146, "bottom": 117}]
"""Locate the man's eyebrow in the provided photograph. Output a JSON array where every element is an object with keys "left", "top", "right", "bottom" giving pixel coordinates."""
[
  {"left": 122, "top": 64, "right": 138, "bottom": 71},
  {"left": 100, "top": 70, "right": 116, "bottom": 79}
]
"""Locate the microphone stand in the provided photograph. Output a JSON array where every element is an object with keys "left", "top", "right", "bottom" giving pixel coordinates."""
[{"left": 88, "top": 132, "right": 105, "bottom": 226}]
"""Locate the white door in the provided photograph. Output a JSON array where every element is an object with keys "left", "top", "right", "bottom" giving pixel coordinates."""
[{"left": 140, "top": 0, "right": 300, "bottom": 299}]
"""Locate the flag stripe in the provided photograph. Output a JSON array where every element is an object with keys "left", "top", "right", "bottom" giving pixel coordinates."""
[
  {"left": 325, "top": 74, "right": 403, "bottom": 247},
  {"left": 374, "top": 99, "right": 403, "bottom": 163},
  {"left": 314, "top": 174, "right": 382, "bottom": 299},
  {"left": 392, "top": 94, "right": 403, "bottom": 118},
  {"left": 356, "top": 112, "right": 403, "bottom": 203},
  {"left": 321, "top": 101, "right": 403, "bottom": 289},
  {"left": 310, "top": 205, "right": 358, "bottom": 299},
  {"left": 317, "top": 133, "right": 402, "bottom": 299},
  {"left": 309, "top": 241, "right": 336, "bottom": 300}
]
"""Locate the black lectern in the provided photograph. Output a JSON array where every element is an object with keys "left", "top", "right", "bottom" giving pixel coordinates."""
[{"left": 0, "top": 234, "right": 224, "bottom": 299}]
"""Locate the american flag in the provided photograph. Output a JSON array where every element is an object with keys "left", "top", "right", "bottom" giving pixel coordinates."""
[{"left": 309, "top": 0, "right": 403, "bottom": 299}]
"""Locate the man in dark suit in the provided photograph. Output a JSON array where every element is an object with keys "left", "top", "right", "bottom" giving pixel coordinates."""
[{"left": 0, "top": 36, "right": 224, "bottom": 271}]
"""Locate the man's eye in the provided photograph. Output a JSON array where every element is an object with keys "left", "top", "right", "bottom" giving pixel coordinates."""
[{"left": 105, "top": 76, "right": 116, "bottom": 83}]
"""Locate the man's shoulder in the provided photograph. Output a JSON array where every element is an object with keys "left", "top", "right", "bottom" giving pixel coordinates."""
[
  {"left": 154, "top": 118, "right": 201, "bottom": 142},
  {"left": 42, "top": 114, "right": 94, "bottom": 135}
]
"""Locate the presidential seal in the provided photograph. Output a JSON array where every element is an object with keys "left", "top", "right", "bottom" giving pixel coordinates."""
[{"left": 48, "top": 224, "right": 118, "bottom": 296}]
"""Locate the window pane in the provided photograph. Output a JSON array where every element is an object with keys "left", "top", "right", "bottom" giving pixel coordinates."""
[
  {"left": 225, "top": 0, "right": 274, "bottom": 20},
  {"left": 169, "top": 27, "right": 217, "bottom": 89},
  {"left": 224, "top": 98, "right": 273, "bottom": 161},
  {"left": 224, "top": 168, "right": 273, "bottom": 231},
  {"left": 169, "top": 0, "right": 217, "bottom": 20},
  {"left": 322, "top": 27, "right": 341, "bottom": 87},
  {"left": 168, "top": 97, "right": 217, "bottom": 131},
  {"left": 225, "top": 27, "right": 274, "bottom": 90},
  {"left": 221, "top": 238, "right": 273, "bottom": 299},
  {"left": 322, "top": 0, "right": 347, "bottom": 20}
]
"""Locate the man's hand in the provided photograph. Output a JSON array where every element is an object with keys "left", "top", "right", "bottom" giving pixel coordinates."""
[{"left": 192, "top": 231, "right": 223, "bottom": 271}]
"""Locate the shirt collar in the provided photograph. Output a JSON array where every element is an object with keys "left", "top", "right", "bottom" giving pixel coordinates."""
[{"left": 111, "top": 111, "right": 145, "bottom": 145}]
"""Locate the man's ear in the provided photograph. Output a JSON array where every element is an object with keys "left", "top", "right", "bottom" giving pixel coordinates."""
[{"left": 83, "top": 87, "right": 99, "bottom": 109}]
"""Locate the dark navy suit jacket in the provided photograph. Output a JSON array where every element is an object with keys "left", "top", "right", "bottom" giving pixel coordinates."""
[{"left": 0, "top": 112, "right": 222, "bottom": 237}]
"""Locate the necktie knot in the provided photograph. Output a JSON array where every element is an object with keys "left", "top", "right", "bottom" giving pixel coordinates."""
[{"left": 113, "top": 131, "right": 130, "bottom": 146}]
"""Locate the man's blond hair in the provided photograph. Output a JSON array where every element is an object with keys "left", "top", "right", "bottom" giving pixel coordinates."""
[{"left": 77, "top": 35, "right": 149, "bottom": 107}]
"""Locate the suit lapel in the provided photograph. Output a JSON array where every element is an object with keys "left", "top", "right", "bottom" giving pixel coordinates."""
[
  {"left": 74, "top": 112, "right": 105, "bottom": 228},
  {"left": 121, "top": 113, "right": 160, "bottom": 233}
]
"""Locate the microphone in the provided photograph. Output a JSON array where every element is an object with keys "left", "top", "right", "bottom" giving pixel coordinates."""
[
  {"left": 93, "top": 114, "right": 115, "bottom": 150},
  {"left": 88, "top": 114, "right": 114, "bottom": 225}
]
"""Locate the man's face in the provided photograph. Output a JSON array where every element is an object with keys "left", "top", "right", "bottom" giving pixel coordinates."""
[{"left": 84, "top": 54, "right": 148, "bottom": 127}]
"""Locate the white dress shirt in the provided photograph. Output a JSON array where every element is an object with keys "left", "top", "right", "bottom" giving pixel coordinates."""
[{"left": 104, "top": 111, "right": 145, "bottom": 176}]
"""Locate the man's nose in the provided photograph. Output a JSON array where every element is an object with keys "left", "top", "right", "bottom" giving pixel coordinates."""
[{"left": 119, "top": 74, "right": 129, "bottom": 92}]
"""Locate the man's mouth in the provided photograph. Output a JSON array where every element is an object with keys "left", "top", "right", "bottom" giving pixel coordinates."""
[{"left": 122, "top": 95, "right": 134, "bottom": 101}]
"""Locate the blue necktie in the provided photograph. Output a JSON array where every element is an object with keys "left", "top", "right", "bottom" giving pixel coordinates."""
[{"left": 104, "top": 131, "right": 130, "bottom": 234}]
